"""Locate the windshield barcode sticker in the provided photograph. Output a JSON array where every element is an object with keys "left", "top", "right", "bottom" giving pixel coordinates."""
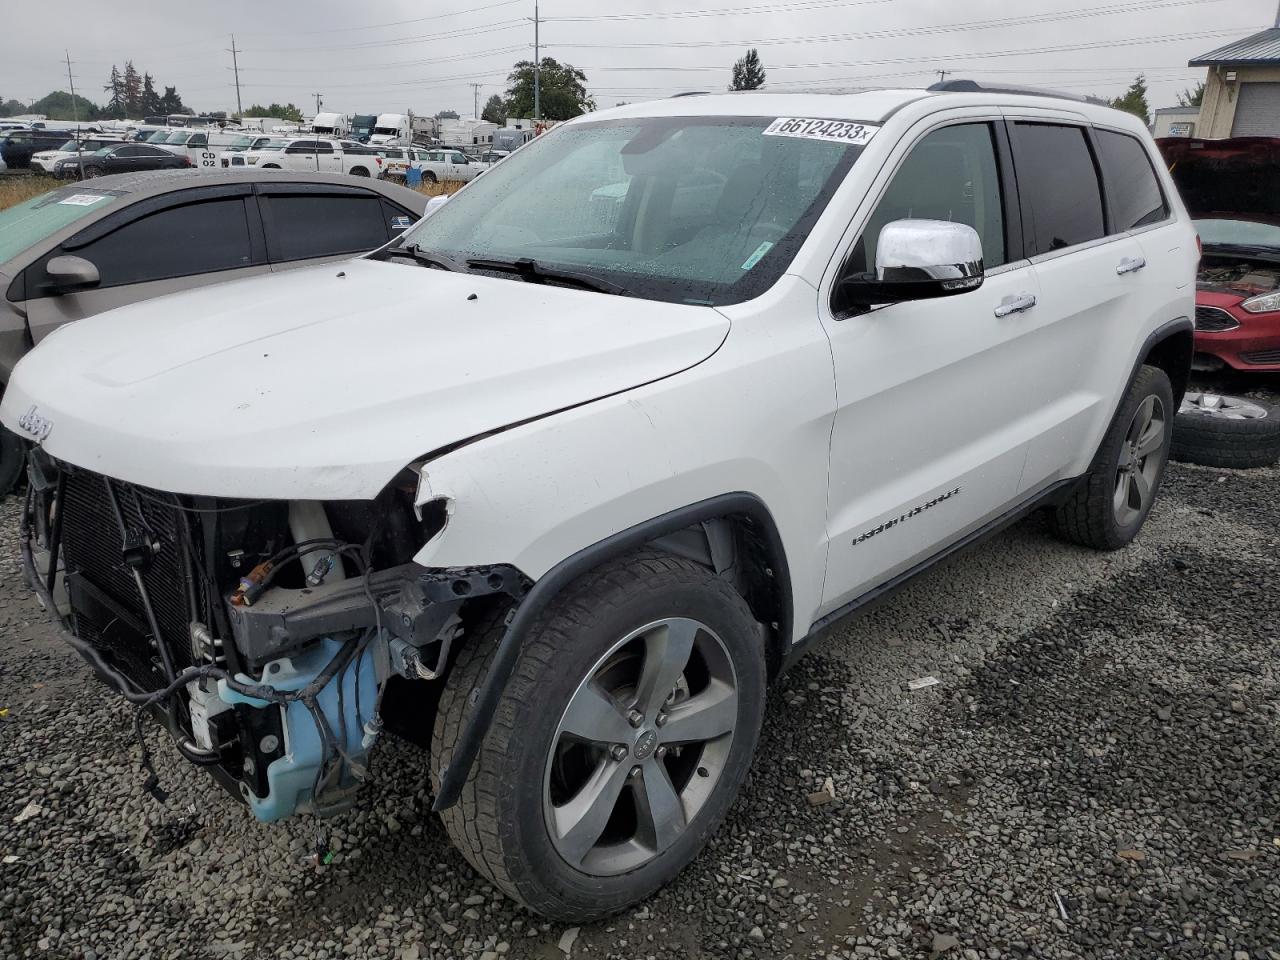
[
  {"left": 741, "top": 241, "right": 774, "bottom": 270},
  {"left": 58, "top": 194, "right": 108, "bottom": 206},
  {"left": 763, "top": 118, "right": 877, "bottom": 145}
]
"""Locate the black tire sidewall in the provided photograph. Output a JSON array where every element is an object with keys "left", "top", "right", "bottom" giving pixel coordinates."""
[
  {"left": 496, "top": 562, "right": 765, "bottom": 918},
  {"left": 1171, "top": 397, "right": 1280, "bottom": 468},
  {"left": 1099, "top": 366, "right": 1175, "bottom": 544},
  {"left": 0, "top": 425, "right": 25, "bottom": 496}
]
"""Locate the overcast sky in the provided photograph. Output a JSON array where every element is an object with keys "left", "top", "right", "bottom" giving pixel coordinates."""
[{"left": 3, "top": 0, "right": 1274, "bottom": 119}]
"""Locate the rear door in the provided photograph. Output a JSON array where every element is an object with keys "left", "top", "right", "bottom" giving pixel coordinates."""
[
  {"left": 22, "top": 185, "right": 268, "bottom": 341},
  {"left": 187, "top": 132, "right": 218, "bottom": 171},
  {"left": 256, "top": 183, "right": 394, "bottom": 271},
  {"left": 1004, "top": 116, "right": 1157, "bottom": 492},
  {"left": 283, "top": 140, "right": 319, "bottom": 172}
]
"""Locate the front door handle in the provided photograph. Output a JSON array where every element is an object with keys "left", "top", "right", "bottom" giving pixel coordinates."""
[
  {"left": 994, "top": 293, "right": 1037, "bottom": 318},
  {"left": 1116, "top": 256, "right": 1147, "bottom": 275}
]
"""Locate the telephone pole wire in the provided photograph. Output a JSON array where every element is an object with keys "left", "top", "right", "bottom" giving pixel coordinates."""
[{"left": 228, "top": 35, "right": 244, "bottom": 117}]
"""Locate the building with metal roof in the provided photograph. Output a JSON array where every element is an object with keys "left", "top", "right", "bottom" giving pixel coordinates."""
[{"left": 1190, "top": 22, "right": 1280, "bottom": 137}]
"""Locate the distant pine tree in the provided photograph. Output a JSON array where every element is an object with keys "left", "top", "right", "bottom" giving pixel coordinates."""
[{"left": 731, "top": 49, "right": 766, "bottom": 91}]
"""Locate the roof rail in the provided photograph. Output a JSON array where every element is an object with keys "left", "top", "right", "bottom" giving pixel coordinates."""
[{"left": 927, "top": 79, "right": 1108, "bottom": 107}]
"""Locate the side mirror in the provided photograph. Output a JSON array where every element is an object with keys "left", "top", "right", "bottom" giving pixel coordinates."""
[
  {"left": 45, "top": 255, "right": 100, "bottom": 292},
  {"left": 836, "top": 219, "right": 984, "bottom": 313}
]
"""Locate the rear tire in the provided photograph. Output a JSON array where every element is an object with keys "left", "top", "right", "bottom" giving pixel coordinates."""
[
  {"left": 0, "top": 425, "right": 25, "bottom": 496},
  {"left": 432, "top": 551, "right": 765, "bottom": 922},
  {"left": 350, "top": 166, "right": 369, "bottom": 177},
  {"left": 1051, "top": 364, "right": 1173, "bottom": 550},
  {"left": 423, "top": 171, "right": 437, "bottom": 184},
  {"left": 1170, "top": 392, "right": 1280, "bottom": 469}
]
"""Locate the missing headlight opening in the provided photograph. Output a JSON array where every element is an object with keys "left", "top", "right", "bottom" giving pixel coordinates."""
[{"left": 21, "top": 458, "right": 528, "bottom": 821}]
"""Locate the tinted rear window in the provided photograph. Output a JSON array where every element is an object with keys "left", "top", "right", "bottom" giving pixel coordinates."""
[
  {"left": 261, "top": 193, "right": 389, "bottom": 261},
  {"left": 1094, "top": 130, "right": 1169, "bottom": 231},
  {"left": 1012, "top": 123, "right": 1106, "bottom": 255}
]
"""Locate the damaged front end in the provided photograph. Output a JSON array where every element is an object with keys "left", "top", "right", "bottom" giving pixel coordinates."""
[{"left": 22, "top": 451, "right": 526, "bottom": 821}]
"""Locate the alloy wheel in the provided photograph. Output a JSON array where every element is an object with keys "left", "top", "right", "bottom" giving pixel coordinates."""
[
  {"left": 543, "top": 617, "right": 739, "bottom": 876},
  {"left": 1180, "top": 391, "right": 1269, "bottom": 421},
  {"left": 1114, "top": 394, "right": 1167, "bottom": 526}
]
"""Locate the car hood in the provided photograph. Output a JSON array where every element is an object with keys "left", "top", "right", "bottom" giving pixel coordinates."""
[
  {"left": 1158, "top": 136, "right": 1280, "bottom": 222},
  {"left": 0, "top": 258, "right": 729, "bottom": 500}
]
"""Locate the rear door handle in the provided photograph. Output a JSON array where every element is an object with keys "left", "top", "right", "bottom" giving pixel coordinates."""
[
  {"left": 1116, "top": 256, "right": 1147, "bottom": 275},
  {"left": 994, "top": 294, "right": 1037, "bottom": 318}
]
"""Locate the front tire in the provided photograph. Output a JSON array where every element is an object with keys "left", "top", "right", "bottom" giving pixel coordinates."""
[
  {"left": 1051, "top": 364, "right": 1174, "bottom": 550},
  {"left": 432, "top": 551, "right": 765, "bottom": 921},
  {"left": 350, "top": 166, "right": 369, "bottom": 177},
  {"left": 423, "top": 171, "right": 437, "bottom": 184}
]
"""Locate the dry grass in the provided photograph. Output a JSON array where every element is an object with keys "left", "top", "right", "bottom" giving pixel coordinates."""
[
  {"left": 0, "top": 175, "right": 59, "bottom": 212},
  {"left": 413, "top": 179, "right": 466, "bottom": 198}
]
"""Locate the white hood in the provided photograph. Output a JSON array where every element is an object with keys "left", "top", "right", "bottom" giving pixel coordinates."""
[{"left": 1, "top": 259, "right": 729, "bottom": 499}]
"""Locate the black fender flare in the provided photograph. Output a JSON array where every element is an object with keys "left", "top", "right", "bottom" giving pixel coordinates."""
[{"left": 431, "top": 491, "right": 793, "bottom": 811}]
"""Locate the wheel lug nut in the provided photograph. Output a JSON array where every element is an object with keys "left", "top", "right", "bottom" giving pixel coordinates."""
[
  {"left": 655, "top": 712, "right": 667, "bottom": 727},
  {"left": 630, "top": 765, "right": 641, "bottom": 778},
  {"left": 627, "top": 709, "right": 644, "bottom": 727},
  {"left": 656, "top": 746, "right": 667, "bottom": 760},
  {"left": 610, "top": 744, "right": 628, "bottom": 762}
]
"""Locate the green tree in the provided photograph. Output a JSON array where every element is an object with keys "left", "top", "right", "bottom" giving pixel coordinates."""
[
  {"left": 730, "top": 48, "right": 766, "bottom": 91},
  {"left": 1177, "top": 81, "right": 1205, "bottom": 108},
  {"left": 435, "top": 109, "right": 460, "bottom": 120},
  {"left": 141, "top": 73, "right": 160, "bottom": 115},
  {"left": 0, "top": 98, "right": 29, "bottom": 117},
  {"left": 1110, "top": 74, "right": 1150, "bottom": 125},
  {"left": 504, "top": 58, "right": 594, "bottom": 121},
  {"left": 481, "top": 94, "right": 507, "bottom": 125},
  {"left": 103, "top": 65, "right": 124, "bottom": 118},
  {"left": 122, "top": 61, "right": 142, "bottom": 116},
  {"left": 28, "top": 91, "right": 101, "bottom": 121},
  {"left": 242, "top": 102, "right": 303, "bottom": 122}
]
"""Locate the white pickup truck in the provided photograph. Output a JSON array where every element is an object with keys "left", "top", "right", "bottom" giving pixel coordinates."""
[
  {"left": 414, "top": 147, "right": 482, "bottom": 184},
  {"left": 240, "top": 137, "right": 385, "bottom": 178}
]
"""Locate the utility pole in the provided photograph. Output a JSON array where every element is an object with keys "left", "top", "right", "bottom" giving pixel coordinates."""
[
  {"left": 471, "top": 83, "right": 482, "bottom": 119},
  {"left": 313, "top": 92, "right": 323, "bottom": 116},
  {"left": 228, "top": 35, "right": 244, "bottom": 117},
  {"left": 64, "top": 50, "right": 79, "bottom": 125},
  {"left": 935, "top": 69, "right": 951, "bottom": 83},
  {"left": 64, "top": 50, "right": 84, "bottom": 180},
  {"left": 533, "top": 1, "right": 541, "bottom": 123}
]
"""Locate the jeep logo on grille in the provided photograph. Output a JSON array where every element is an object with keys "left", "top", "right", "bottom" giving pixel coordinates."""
[{"left": 16, "top": 405, "right": 52, "bottom": 443}]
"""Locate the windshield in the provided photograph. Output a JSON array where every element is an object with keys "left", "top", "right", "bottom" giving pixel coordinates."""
[
  {"left": 0, "top": 186, "right": 122, "bottom": 265},
  {"left": 160, "top": 132, "right": 191, "bottom": 145},
  {"left": 1196, "top": 217, "right": 1280, "bottom": 252},
  {"left": 50, "top": 140, "right": 77, "bottom": 152},
  {"left": 399, "top": 115, "right": 866, "bottom": 306},
  {"left": 229, "top": 136, "right": 256, "bottom": 149},
  {"left": 141, "top": 131, "right": 169, "bottom": 142},
  {"left": 256, "top": 140, "right": 287, "bottom": 151}
]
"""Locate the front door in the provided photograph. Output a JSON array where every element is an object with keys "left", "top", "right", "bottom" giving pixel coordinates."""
[{"left": 819, "top": 118, "right": 1041, "bottom": 614}]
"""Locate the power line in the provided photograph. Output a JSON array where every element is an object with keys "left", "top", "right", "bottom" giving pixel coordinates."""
[
  {"left": 235, "top": 0, "right": 525, "bottom": 38},
  {"left": 549, "top": 0, "right": 1232, "bottom": 50},
  {"left": 545, "top": 0, "right": 897, "bottom": 22},
  {"left": 247, "top": 20, "right": 525, "bottom": 55}
]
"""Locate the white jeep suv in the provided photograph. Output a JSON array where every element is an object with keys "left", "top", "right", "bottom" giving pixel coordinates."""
[{"left": 1, "top": 84, "right": 1195, "bottom": 921}]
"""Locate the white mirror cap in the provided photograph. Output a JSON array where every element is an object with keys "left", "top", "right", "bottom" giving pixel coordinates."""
[
  {"left": 424, "top": 194, "right": 451, "bottom": 218},
  {"left": 876, "top": 219, "right": 983, "bottom": 284}
]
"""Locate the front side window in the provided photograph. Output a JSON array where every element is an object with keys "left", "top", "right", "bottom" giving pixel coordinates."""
[
  {"left": 853, "top": 122, "right": 1007, "bottom": 273},
  {"left": 1012, "top": 123, "right": 1106, "bottom": 255},
  {"left": 400, "top": 115, "right": 866, "bottom": 306},
  {"left": 1094, "top": 129, "right": 1168, "bottom": 232},
  {"left": 58, "top": 198, "right": 253, "bottom": 288}
]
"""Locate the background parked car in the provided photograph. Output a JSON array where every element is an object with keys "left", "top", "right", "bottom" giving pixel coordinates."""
[
  {"left": 1158, "top": 136, "right": 1280, "bottom": 372},
  {"left": 241, "top": 137, "right": 384, "bottom": 177},
  {"left": 415, "top": 148, "right": 481, "bottom": 183},
  {"left": 0, "top": 170, "right": 426, "bottom": 491},
  {"left": 29, "top": 137, "right": 127, "bottom": 176},
  {"left": 0, "top": 129, "right": 74, "bottom": 170},
  {"left": 56, "top": 143, "right": 192, "bottom": 179}
]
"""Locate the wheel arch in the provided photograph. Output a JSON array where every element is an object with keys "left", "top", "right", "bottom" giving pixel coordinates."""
[
  {"left": 1140, "top": 319, "right": 1193, "bottom": 408},
  {"left": 431, "top": 492, "right": 794, "bottom": 812}
]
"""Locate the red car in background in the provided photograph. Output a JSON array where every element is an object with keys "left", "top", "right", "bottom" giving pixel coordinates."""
[{"left": 1158, "top": 137, "right": 1280, "bottom": 372}]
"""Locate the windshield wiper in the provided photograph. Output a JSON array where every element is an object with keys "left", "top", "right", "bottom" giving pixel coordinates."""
[
  {"left": 382, "top": 243, "right": 463, "bottom": 271},
  {"left": 465, "top": 256, "right": 631, "bottom": 296}
]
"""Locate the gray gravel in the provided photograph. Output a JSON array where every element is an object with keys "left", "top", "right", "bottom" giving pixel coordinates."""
[{"left": 1, "top": 400, "right": 1278, "bottom": 958}]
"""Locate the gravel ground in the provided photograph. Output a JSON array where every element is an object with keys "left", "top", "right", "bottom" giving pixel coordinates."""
[{"left": 1, "top": 382, "right": 1277, "bottom": 960}]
